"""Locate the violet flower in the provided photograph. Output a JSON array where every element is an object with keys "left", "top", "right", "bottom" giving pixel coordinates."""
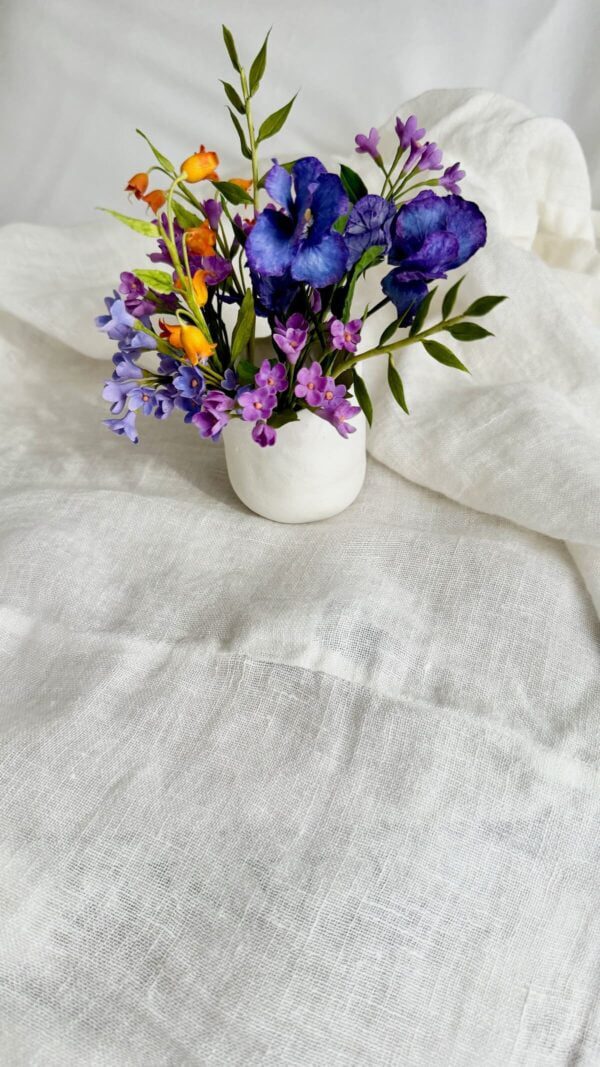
[
  {"left": 329, "top": 318, "right": 362, "bottom": 354},
  {"left": 255, "top": 360, "right": 288, "bottom": 392},
  {"left": 118, "top": 272, "right": 155, "bottom": 317},
  {"left": 344, "top": 194, "right": 396, "bottom": 268},
  {"left": 322, "top": 399, "right": 361, "bottom": 438},
  {"left": 295, "top": 362, "right": 327, "bottom": 406},
  {"left": 237, "top": 387, "right": 277, "bottom": 422},
  {"left": 102, "top": 379, "right": 133, "bottom": 415},
  {"left": 395, "top": 115, "right": 425, "bottom": 150},
  {"left": 173, "top": 365, "right": 206, "bottom": 400},
  {"left": 320, "top": 378, "right": 347, "bottom": 411},
  {"left": 252, "top": 422, "right": 277, "bottom": 447},
  {"left": 203, "top": 198, "right": 222, "bottom": 231},
  {"left": 417, "top": 141, "right": 443, "bottom": 172},
  {"left": 200, "top": 255, "right": 232, "bottom": 286},
  {"left": 103, "top": 411, "right": 139, "bottom": 443},
  {"left": 221, "top": 368, "right": 238, "bottom": 391},
  {"left": 95, "top": 294, "right": 135, "bottom": 342},
  {"left": 192, "top": 410, "right": 228, "bottom": 441},
  {"left": 439, "top": 162, "right": 466, "bottom": 195},
  {"left": 154, "top": 388, "right": 177, "bottom": 420},
  {"left": 128, "top": 386, "right": 157, "bottom": 416},
  {"left": 355, "top": 127, "right": 380, "bottom": 161},
  {"left": 272, "top": 312, "right": 309, "bottom": 364}
]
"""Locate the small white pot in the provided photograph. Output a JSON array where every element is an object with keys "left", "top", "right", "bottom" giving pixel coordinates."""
[{"left": 223, "top": 409, "right": 367, "bottom": 523}]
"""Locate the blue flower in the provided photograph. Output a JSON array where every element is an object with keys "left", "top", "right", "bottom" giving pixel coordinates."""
[
  {"left": 344, "top": 194, "right": 396, "bottom": 268},
  {"left": 382, "top": 190, "right": 487, "bottom": 322},
  {"left": 95, "top": 294, "right": 135, "bottom": 342},
  {"left": 251, "top": 269, "right": 301, "bottom": 317},
  {"left": 128, "top": 386, "right": 157, "bottom": 416},
  {"left": 103, "top": 411, "right": 138, "bottom": 443},
  {"left": 173, "top": 365, "right": 206, "bottom": 401},
  {"left": 246, "top": 157, "right": 349, "bottom": 289}
]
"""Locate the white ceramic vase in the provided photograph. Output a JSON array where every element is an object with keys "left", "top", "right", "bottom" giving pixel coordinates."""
[{"left": 223, "top": 408, "right": 367, "bottom": 523}]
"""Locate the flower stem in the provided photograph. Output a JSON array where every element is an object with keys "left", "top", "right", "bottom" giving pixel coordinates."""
[{"left": 333, "top": 314, "right": 464, "bottom": 378}]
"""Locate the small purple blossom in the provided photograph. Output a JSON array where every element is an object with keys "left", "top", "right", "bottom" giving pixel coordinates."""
[
  {"left": 200, "top": 255, "right": 232, "bottom": 286},
  {"left": 192, "top": 410, "right": 227, "bottom": 441},
  {"left": 238, "top": 387, "right": 277, "bottom": 422},
  {"left": 252, "top": 422, "right": 277, "bottom": 447},
  {"left": 395, "top": 115, "right": 425, "bottom": 150},
  {"left": 154, "top": 388, "right": 176, "bottom": 420},
  {"left": 294, "top": 362, "right": 327, "bottom": 406},
  {"left": 203, "top": 198, "right": 222, "bottom": 231},
  {"left": 329, "top": 318, "right": 362, "bottom": 354},
  {"left": 354, "top": 127, "right": 380, "bottom": 161},
  {"left": 255, "top": 359, "right": 287, "bottom": 392},
  {"left": 319, "top": 378, "right": 347, "bottom": 411},
  {"left": 173, "top": 365, "right": 206, "bottom": 400},
  {"left": 439, "top": 162, "right": 466, "bottom": 195},
  {"left": 273, "top": 312, "right": 309, "bottom": 365},
  {"left": 344, "top": 194, "right": 396, "bottom": 268},
  {"left": 95, "top": 294, "right": 135, "bottom": 341},
  {"left": 321, "top": 399, "right": 361, "bottom": 438},
  {"left": 221, "top": 367, "right": 239, "bottom": 391},
  {"left": 202, "top": 390, "right": 236, "bottom": 416},
  {"left": 103, "top": 411, "right": 139, "bottom": 443},
  {"left": 309, "top": 289, "right": 322, "bottom": 313},
  {"left": 102, "top": 378, "right": 133, "bottom": 415},
  {"left": 113, "top": 358, "right": 143, "bottom": 382},
  {"left": 417, "top": 141, "right": 443, "bottom": 172},
  {"left": 128, "top": 385, "right": 157, "bottom": 415},
  {"left": 118, "top": 272, "right": 155, "bottom": 317}
]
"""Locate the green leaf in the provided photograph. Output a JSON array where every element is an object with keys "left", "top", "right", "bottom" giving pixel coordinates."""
[
  {"left": 226, "top": 107, "right": 252, "bottom": 160},
  {"left": 133, "top": 269, "right": 174, "bottom": 294},
  {"left": 212, "top": 180, "right": 254, "bottom": 206},
  {"left": 268, "top": 410, "right": 299, "bottom": 429},
  {"left": 236, "top": 358, "right": 257, "bottom": 385},
  {"left": 463, "top": 294, "right": 507, "bottom": 317},
  {"left": 379, "top": 319, "right": 399, "bottom": 347},
  {"left": 249, "top": 29, "right": 271, "bottom": 95},
  {"left": 441, "top": 274, "right": 465, "bottom": 320},
  {"left": 221, "top": 80, "right": 245, "bottom": 114},
  {"left": 231, "top": 290, "right": 256, "bottom": 361},
  {"left": 409, "top": 286, "right": 437, "bottom": 336},
  {"left": 446, "top": 322, "right": 493, "bottom": 341},
  {"left": 172, "top": 201, "right": 203, "bottom": 230},
  {"left": 387, "top": 355, "right": 409, "bottom": 414},
  {"left": 99, "top": 208, "right": 157, "bottom": 238},
  {"left": 339, "top": 164, "right": 368, "bottom": 204},
  {"left": 135, "top": 129, "right": 176, "bottom": 175},
  {"left": 422, "top": 339, "right": 469, "bottom": 372},
  {"left": 222, "top": 25, "right": 241, "bottom": 72},
  {"left": 352, "top": 369, "right": 373, "bottom": 427},
  {"left": 342, "top": 244, "right": 384, "bottom": 320},
  {"left": 332, "top": 213, "right": 348, "bottom": 234},
  {"left": 257, "top": 94, "right": 297, "bottom": 142}
]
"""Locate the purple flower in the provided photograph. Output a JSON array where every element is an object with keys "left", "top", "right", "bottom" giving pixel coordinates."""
[
  {"left": 157, "top": 354, "right": 180, "bottom": 376},
  {"left": 192, "top": 410, "right": 228, "bottom": 441},
  {"left": 417, "top": 141, "right": 443, "bottom": 172},
  {"left": 203, "top": 198, "right": 222, "bottom": 231},
  {"left": 154, "top": 387, "right": 176, "bottom": 419},
  {"left": 329, "top": 318, "right": 362, "bottom": 354},
  {"left": 202, "top": 389, "right": 236, "bottom": 416},
  {"left": 246, "top": 157, "right": 349, "bottom": 288},
  {"left": 237, "top": 387, "right": 277, "bottom": 422},
  {"left": 252, "top": 422, "right": 277, "bottom": 447},
  {"left": 382, "top": 190, "right": 487, "bottom": 323},
  {"left": 321, "top": 399, "right": 361, "bottom": 438},
  {"left": 103, "top": 411, "right": 138, "bottom": 443},
  {"left": 200, "top": 255, "right": 232, "bottom": 286},
  {"left": 175, "top": 396, "right": 203, "bottom": 423},
  {"left": 272, "top": 312, "right": 309, "bottom": 364},
  {"left": 395, "top": 115, "right": 425, "bottom": 150},
  {"left": 319, "top": 378, "right": 347, "bottom": 411},
  {"left": 102, "top": 378, "right": 133, "bottom": 415},
  {"left": 251, "top": 270, "right": 301, "bottom": 317},
  {"left": 233, "top": 213, "right": 256, "bottom": 238},
  {"left": 221, "top": 367, "right": 239, "bottom": 391},
  {"left": 344, "top": 194, "right": 396, "bottom": 268},
  {"left": 118, "top": 272, "right": 155, "bottom": 317},
  {"left": 173, "top": 365, "right": 206, "bottom": 400},
  {"left": 113, "top": 358, "right": 143, "bottom": 382},
  {"left": 439, "top": 162, "right": 466, "bottom": 195},
  {"left": 255, "top": 359, "right": 287, "bottom": 392},
  {"left": 309, "top": 289, "right": 322, "bottom": 313},
  {"left": 354, "top": 127, "right": 380, "bottom": 161},
  {"left": 294, "top": 362, "right": 327, "bottom": 406},
  {"left": 128, "top": 386, "right": 157, "bottom": 415},
  {"left": 95, "top": 294, "right": 135, "bottom": 341}
]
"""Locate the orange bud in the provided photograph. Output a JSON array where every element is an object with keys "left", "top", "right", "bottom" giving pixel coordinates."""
[
  {"left": 191, "top": 270, "right": 209, "bottom": 307},
  {"left": 185, "top": 221, "right": 217, "bottom": 256},
  {"left": 181, "top": 325, "right": 216, "bottom": 365},
  {"left": 125, "top": 172, "right": 149, "bottom": 198},
  {"left": 142, "top": 189, "right": 167, "bottom": 213},
  {"left": 229, "top": 178, "right": 252, "bottom": 191},
  {"left": 159, "top": 319, "right": 182, "bottom": 348},
  {"left": 180, "top": 145, "right": 220, "bottom": 184}
]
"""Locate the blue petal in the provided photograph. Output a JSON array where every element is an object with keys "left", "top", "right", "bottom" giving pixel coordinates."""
[
  {"left": 401, "top": 231, "right": 459, "bottom": 276},
  {"left": 307, "top": 174, "right": 349, "bottom": 242},
  {"left": 251, "top": 270, "right": 301, "bottom": 317},
  {"left": 264, "top": 162, "right": 293, "bottom": 212},
  {"left": 245, "top": 209, "right": 294, "bottom": 277},
  {"left": 389, "top": 191, "right": 447, "bottom": 262},
  {"left": 442, "top": 194, "right": 487, "bottom": 268},
  {"left": 390, "top": 190, "right": 487, "bottom": 273},
  {"left": 292, "top": 157, "right": 328, "bottom": 214},
  {"left": 291, "top": 233, "right": 348, "bottom": 287},
  {"left": 381, "top": 272, "right": 428, "bottom": 325}
]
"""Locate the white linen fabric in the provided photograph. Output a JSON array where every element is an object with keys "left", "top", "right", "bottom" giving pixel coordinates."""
[{"left": 1, "top": 90, "right": 599, "bottom": 1065}]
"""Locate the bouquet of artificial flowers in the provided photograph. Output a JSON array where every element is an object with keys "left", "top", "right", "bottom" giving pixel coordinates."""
[{"left": 97, "top": 25, "right": 504, "bottom": 448}]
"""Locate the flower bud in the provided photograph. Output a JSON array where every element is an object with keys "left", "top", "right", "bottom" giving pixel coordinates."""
[
  {"left": 180, "top": 146, "right": 219, "bottom": 183},
  {"left": 125, "top": 172, "right": 149, "bottom": 198},
  {"left": 191, "top": 270, "right": 209, "bottom": 307},
  {"left": 181, "top": 325, "right": 216, "bottom": 365},
  {"left": 142, "top": 189, "right": 167, "bottom": 213},
  {"left": 185, "top": 222, "right": 217, "bottom": 256}
]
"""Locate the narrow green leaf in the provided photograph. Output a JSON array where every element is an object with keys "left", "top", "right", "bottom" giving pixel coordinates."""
[
  {"left": 236, "top": 358, "right": 257, "bottom": 384},
  {"left": 409, "top": 286, "right": 437, "bottom": 336},
  {"left": 463, "top": 294, "right": 507, "bottom": 317},
  {"left": 339, "top": 164, "right": 368, "bottom": 204},
  {"left": 387, "top": 355, "right": 409, "bottom": 413},
  {"left": 352, "top": 369, "right": 373, "bottom": 427},
  {"left": 99, "top": 208, "right": 157, "bottom": 237},
  {"left": 222, "top": 25, "right": 241, "bottom": 72},
  {"left": 226, "top": 107, "right": 252, "bottom": 160},
  {"left": 249, "top": 29, "right": 271, "bottom": 95},
  {"left": 332, "top": 213, "right": 348, "bottom": 234},
  {"left": 269, "top": 410, "right": 299, "bottom": 429},
  {"left": 441, "top": 274, "right": 465, "bottom": 320},
  {"left": 257, "top": 94, "right": 297, "bottom": 142},
  {"left": 343, "top": 244, "right": 384, "bottom": 320},
  {"left": 212, "top": 180, "right": 254, "bottom": 206},
  {"left": 172, "top": 201, "right": 203, "bottom": 230},
  {"left": 221, "top": 80, "right": 245, "bottom": 114},
  {"left": 447, "top": 322, "right": 493, "bottom": 341},
  {"left": 231, "top": 290, "right": 256, "bottom": 360},
  {"left": 135, "top": 129, "right": 176, "bottom": 175},
  {"left": 422, "top": 339, "right": 469, "bottom": 372},
  {"left": 379, "top": 319, "right": 399, "bottom": 347},
  {"left": 133, "top": 269, "right": 174, "bottom": 293}
]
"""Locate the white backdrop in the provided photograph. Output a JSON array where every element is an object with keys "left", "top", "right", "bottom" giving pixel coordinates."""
[{"left": 1, "top": 0, "right": 600, "bottom": 224}]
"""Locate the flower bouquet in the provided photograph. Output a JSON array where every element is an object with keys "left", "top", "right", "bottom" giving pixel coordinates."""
[{"left": 97, "top": 25, "right": 504, "bottom": 522}]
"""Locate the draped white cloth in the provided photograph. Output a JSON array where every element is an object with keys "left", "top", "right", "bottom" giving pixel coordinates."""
[{"left": 1, "top": 91, "right": 599, "bottom": 1065}]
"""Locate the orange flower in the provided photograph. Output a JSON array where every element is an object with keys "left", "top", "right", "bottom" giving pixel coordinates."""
[
  {"left": 180, "top": 145, "right": 219, "bottom": 183},
  {"left": 125, "top": 172, "right": 149, "bottom": 199},
  {"left": 185, "top": 221, "right": 217, "bottom": 256},
  {"left": 142, "top": 189, "right": 167, "bottom": 213},
  {"left": 159, "top": 320, "right": 182, "bottom": 349},
  {"left": 229, "top": 178, "right": 252, "bottom": 191},
  {"left": 181, "top": 325, "right": 216, "bottom": 365},
  {"left": 191, "top": 270, "right": 209, "bottom": 307}
]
